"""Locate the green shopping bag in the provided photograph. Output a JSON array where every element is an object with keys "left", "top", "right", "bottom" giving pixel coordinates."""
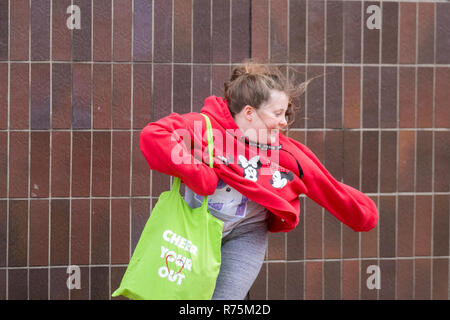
[{"left": 112, "top": 114, "right": 223, "bottom": 300}]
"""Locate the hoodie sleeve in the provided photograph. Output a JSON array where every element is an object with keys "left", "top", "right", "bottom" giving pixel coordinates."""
[
  {"left": 289, "top": 138, "right": 378, "bottom": 232},
  {"left": 140, "top": 112, "right": 218, "bottom": 196}
]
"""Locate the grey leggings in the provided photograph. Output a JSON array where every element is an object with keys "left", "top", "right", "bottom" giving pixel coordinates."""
[{"left": 212, "top": 220, "right": 269, "bottom": 300}]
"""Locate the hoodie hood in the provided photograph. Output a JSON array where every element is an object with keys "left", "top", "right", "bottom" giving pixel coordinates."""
[{"left": 200, "top": 96, "right": 238, "bottom": 131}]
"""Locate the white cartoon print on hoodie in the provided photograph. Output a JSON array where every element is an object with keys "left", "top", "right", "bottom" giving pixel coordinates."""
[
  {"left": 238, "top": 155, "right": 262, "bottom": 182},
  {"left": 194, "top": 178, "right": 249, "bottom": 217},
  {"left": 270, "top": 170, "right": 294, "bottom": 189}
]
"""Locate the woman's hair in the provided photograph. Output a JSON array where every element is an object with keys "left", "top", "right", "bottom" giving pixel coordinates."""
[{"left": 223, "top": 58, "right": 312, "bottom": 128}]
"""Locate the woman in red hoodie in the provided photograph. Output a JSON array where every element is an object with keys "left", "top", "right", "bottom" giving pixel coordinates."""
[{"left": 140, "top": 59, "right": 378, "bottom": 299}]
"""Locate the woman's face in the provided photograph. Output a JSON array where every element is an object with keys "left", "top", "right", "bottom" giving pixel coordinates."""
[{"left": 239, "top": 90, "right": 289, "bottom": 145}]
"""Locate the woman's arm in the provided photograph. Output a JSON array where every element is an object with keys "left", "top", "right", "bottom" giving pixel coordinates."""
[
  {"left": 140, "top": 112, "right": 218, "bottom": 196},
  {"left": 289, "top": 138, "right": 378, "bottom": 232}
]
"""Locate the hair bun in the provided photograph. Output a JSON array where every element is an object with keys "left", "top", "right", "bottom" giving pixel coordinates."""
[{"left": 230, "top": 66, "right": 251, "bottom": 81}]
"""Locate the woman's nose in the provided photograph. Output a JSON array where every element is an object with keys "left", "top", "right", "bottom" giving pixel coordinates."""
[{"left": 279, "top": 117, "right": 287, "bottom": 128}]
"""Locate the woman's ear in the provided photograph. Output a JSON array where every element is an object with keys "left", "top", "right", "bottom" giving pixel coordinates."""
[{"left": 243, "top": 105, "right": 254, "bottom": 122}]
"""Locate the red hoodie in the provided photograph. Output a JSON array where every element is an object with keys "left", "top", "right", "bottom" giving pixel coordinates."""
[{"left": 140, "top": 95, "right": 378, "bottom": 233}]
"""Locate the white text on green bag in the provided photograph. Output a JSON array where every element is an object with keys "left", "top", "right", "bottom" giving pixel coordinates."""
[{"left": 162, "top": 229, "right": 198, "bottom": 255}]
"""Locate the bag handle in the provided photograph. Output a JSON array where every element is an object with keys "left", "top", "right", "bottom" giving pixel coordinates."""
[
  {"left": 199, "top": 113, "right": 214, "bottom": 209},
  {"left": 172, "top": 114, "right": 214, "bottom": 208},
  {"left": 201, "top": 113, "right": 214, "bottom": 169}
]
